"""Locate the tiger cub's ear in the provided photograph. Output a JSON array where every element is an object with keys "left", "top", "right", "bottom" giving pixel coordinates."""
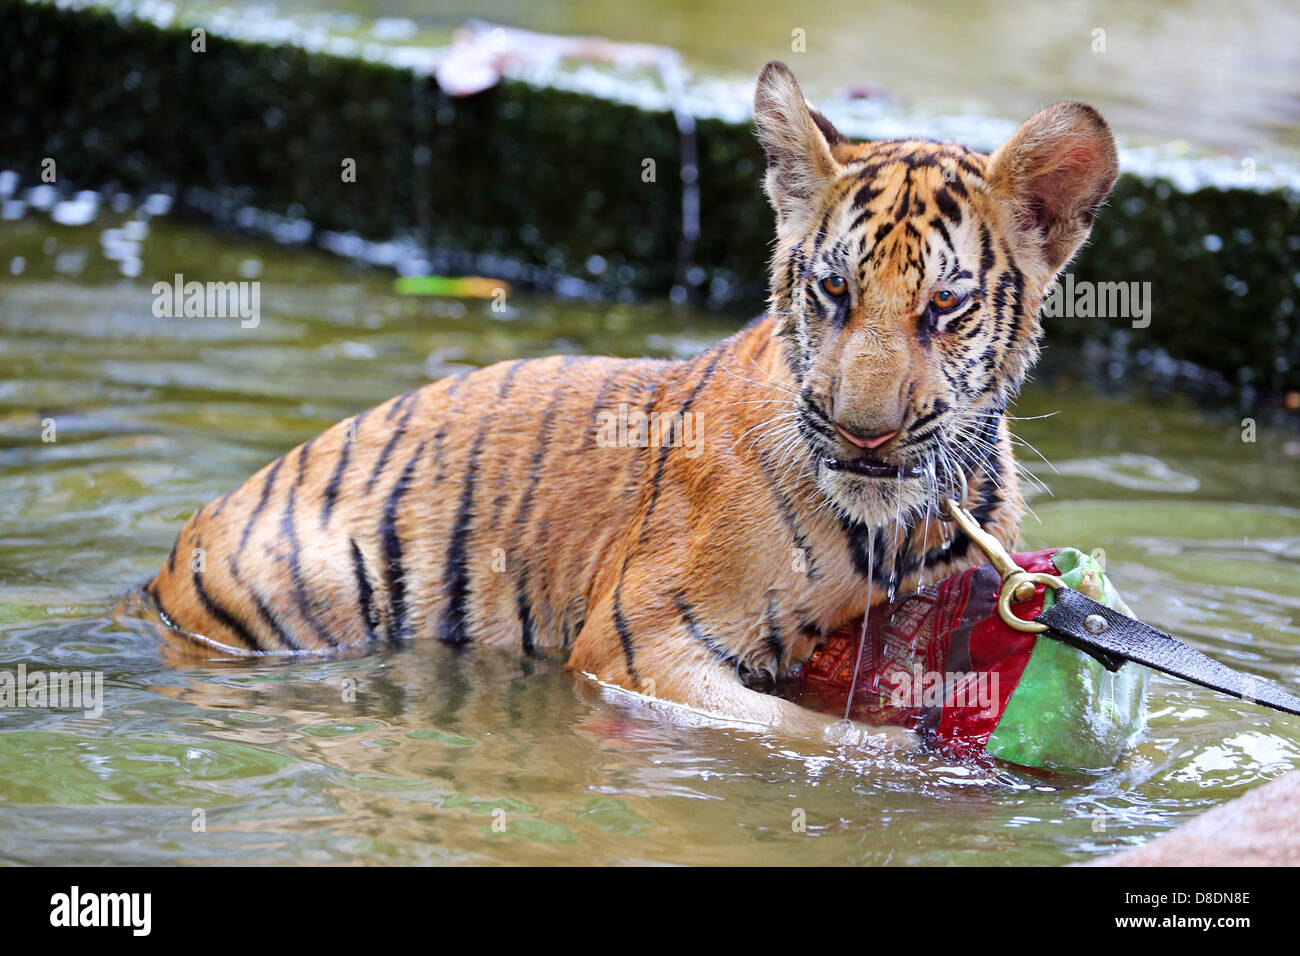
[
  {"left": 753, "top": 60, "right": 846, "bottom": 228},
  {"left": 986, "top": 102, "right": 1119, "bottom": 276}
]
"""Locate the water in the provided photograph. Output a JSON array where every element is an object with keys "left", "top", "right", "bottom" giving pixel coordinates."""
[{"left": 2, "top": 199, "right": 1299, "bottom": 865}]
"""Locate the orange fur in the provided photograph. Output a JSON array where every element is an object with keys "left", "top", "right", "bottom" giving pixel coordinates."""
[{"left": 143, "top": 61, "right": 1117, "bottom": 745}]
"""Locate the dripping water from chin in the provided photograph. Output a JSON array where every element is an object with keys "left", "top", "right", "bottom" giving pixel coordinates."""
[
  {"left": 844, "top": 527, "right": 873, "bottom": 721},
  {"left": 843, "top": 475, "right": 906, "bottom": 721},
  {"left": 843, "top": 468, "right": 926, "bottom": 719},
  {"left": 919, "top": 460, "right": 935, "bottom": 589},
  {"left": 888, "top": 469, "right": 904, "bottom": 605}
]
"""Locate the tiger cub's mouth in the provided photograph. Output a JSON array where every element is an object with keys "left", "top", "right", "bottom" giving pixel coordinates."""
[{"left": 821, "top": 454, "right": 924, "bottom": 480}]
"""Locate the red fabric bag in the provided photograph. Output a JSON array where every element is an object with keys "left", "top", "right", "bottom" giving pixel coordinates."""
[{"left": 787, "top": 549, "right": 1139, "bottom": 765}]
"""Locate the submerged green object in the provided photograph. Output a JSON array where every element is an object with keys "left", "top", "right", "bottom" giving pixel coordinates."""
[
  {"left": 394, "top": 276, "right": 509, "bottom": 298},
  {"left": 986, "top": 548, "right": 1151, "bottom": 771},
  {"left": 798, "top": 546, "right": 1151, "bottom": 773}
]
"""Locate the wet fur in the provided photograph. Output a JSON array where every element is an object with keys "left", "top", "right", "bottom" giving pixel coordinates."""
[{"left": 144, "top": 61, "right": 1117, "bottom": 744}]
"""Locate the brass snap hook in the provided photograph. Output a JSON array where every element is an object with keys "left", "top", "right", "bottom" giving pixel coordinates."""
[{"left": 943, "top": 499, "right": 1063, "bottom": 633}]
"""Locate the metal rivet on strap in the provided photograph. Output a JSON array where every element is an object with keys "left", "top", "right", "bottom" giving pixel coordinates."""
[{"left": 1084, "top": 614, "right": 1108, "bottom": 634}]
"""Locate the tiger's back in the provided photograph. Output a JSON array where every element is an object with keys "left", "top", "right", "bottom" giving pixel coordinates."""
[{"left": 147, "top": 352, "right": 682, "bottom": 659}]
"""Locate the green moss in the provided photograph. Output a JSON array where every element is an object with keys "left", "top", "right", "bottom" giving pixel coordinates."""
[
  {"left": 1069, "top": 180, "right": 1300, "bottom": 394},
  {"left": 3, "top": 0, "right": 1297, "bottom": 396}
]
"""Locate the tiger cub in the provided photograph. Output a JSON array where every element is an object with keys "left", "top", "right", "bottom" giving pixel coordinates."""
[{"left": 144, "top": 61, "right": 1118, "bottom": 743}]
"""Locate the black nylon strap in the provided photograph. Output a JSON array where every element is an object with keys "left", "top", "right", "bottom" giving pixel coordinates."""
[{"left": 1037, "top": 586, "right": 1300, "bottom": 717}]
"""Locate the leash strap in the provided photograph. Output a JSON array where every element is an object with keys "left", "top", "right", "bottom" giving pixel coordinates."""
[
  {"left": 1037, "top": 586, "right": 1300, "bottom": 717},
  {"left": 942, "top": 497, "right": 1300, "bottom": 718}
]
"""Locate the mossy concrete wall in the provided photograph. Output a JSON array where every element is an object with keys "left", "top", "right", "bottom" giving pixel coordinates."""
[{"left": 3, "top": 0, "right": 1298, "bottom": 399}]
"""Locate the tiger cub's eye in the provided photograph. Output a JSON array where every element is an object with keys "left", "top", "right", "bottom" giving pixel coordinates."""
[
  {"left": 820, "top": 275, "right": 849, "bottom": 298},
  {"left": 929, "top": 289, "right": 964, "bottom": 313}
]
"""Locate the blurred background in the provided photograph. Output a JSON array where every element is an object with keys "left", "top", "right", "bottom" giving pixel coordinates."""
[
  {"left": 1, "top": 0, "right": 1299, "bottom": 866},
  {"left": 225, "top": 0, "right": 1300, "bottom": 151}
]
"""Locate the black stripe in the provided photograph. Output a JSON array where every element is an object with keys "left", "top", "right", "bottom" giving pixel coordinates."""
[
  {"left": 611, "top": 347, "right": 724, "bottom": 681},
  {"left": 800, "top": 388, "right": 838, "bottom": 432},
  {"left": 379, "top": 442, "right": 425, "bottom": 645},
  {"left": 955, "top": 302, "right": 986, "bottom": 337},
  {"left": 430, "top": 425, "right": 450, "bottom": 482},
  {"left": 933, "top": 186, "right": 963, "bottom": 225},
  {"left": 979, "top": 224, "right": 995, "bottom": 281},
  {"left": 514, "top": 357, "right": 579, "bottom": 528},
  {"left": 562, "top": 610, "right": 585, "bottom": 651},
  {"left": 437, "top": 430, "right": 487, "bottom": 646},
  {"left": 840, "top": 517, "right": 875, "bottom": 580},
  {"left": 635, "top": 346, "right": 723, "bottom": 537},
  {"left": 928, "top": 216, "right": 954, "bottom": 251},
  {"left": 583, "top": 366, "right": 627, "bottom": 450},
  {"left": 349, "top": 538, "right": 379, "bottom": 646},
  {"left": 852, "top": 183, "right": 883, "bottom": 210},
  {"left": 944, "top": 470, "right": 999, "bottom": 567},
  {"left": 443, "top": 368, "right": 473, "bottom": 398},
  {"left": 366, "top": 395, "right": 420, "bottom": 494},
  {"left": 754, "top": 442, "right": 818, "bottom": 579},
  {"left": 295, "top": 436, "right": 316, "bottom": 485},
  {"left": 224, "top": 552, "right": 302, "bottom": 651},
  {"left": 612, "top": 589, "right": 640, "bottom": 683},
  {"left": 282, "top": 478, "right": 340, "bottom": 648},
  {"left": 497, "top": 359, "right": 527, "bottom": 399},
  {"left": 674, "top": 592, "right": 741, "bottom": 669},
  {"left": 148, "top": 584, "right": 172, "bottom": 627},
  {"left": 322, "top": 410, "right": 367, "bottom": 528},
  {"left": 763, "top": 596, "right": 786, "bottom": 667},
  {"left": 838, "top": 517, "right": 914, "bottom": 586},
  {"left": 483, "top": 362, "right": 538, "bottom": 531},
  {"left": 618, "top": 382, "right": 662, "bottom": 496},
  {"left": 908, "top": 399, "right": 948, "bottom": 434},
  {"left": 796, "top": 414, "right": 836, "bottom": 450},
  {"left": 384, "top": 389, "right": 416, "bottom": 422},
  {"left": 248, "top": 582, "right": 300, "bottom": 651},
  {"left": 516, "top": 574, "right": 536, "bottom": 656},
  {"left": 238, "top": 456, "right": 284, "bottom": 553},
  {"left": 1004, "top": 257, "right": 1027, "bottom": 346},
  {"left": 190, "top": 566, "right": 259, "bottom": 651}
]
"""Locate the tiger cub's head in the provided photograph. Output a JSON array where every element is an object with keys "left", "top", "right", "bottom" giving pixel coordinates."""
[{"left": 753, "top": 60, "right": 1118, "bottom": 525}]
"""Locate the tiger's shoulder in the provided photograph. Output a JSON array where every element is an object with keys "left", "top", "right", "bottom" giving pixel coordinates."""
[{"left": 141, "top": 332, "right": 760, "bottom": 658}]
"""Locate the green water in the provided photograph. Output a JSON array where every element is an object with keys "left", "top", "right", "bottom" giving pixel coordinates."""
[{"left": 2, "top": 200, "right": 1299, "bottom": 865}]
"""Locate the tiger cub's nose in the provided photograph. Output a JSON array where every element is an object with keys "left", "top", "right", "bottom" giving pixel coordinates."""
[{"left": 834, "top": 422, "right": 900, "bottom": 451}]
